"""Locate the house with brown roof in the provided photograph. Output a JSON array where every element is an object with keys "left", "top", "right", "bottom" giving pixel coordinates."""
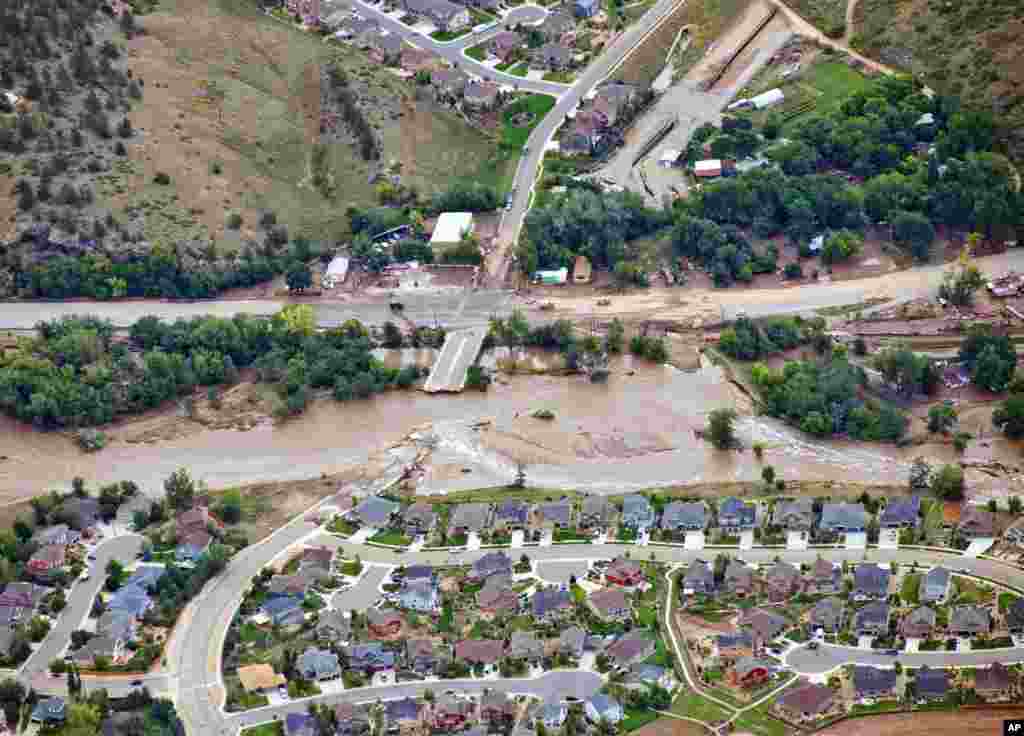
[
  {"left": 367, "top": 608, "right": 404, "bottom": 638},
  {"left": 975, "top": 662, "right": 1015, "bottom": 701},
  {"left": 176, "top": 506, "right": 213, "bottom": 537},
  {"left": 455, "top": 639, "right": 505, "bottom": 669},
  {"left": 958, "top": 507, "right": 995, "bottom": 539},
  {"left": 605, "top": 557, "right": 644, "bottom": 587},
  {"left": 477, "top": 578, "right": 520, "bottom": 616},
  {"left": 764, "top": 560, "right": 801, "bottom": 602},
  {"left": 300, "top": 546, "right": 334, "bottom": 576},
  {"left": 479, "top": 691, "right": 515, "bottom": 726},
  {"left": 489, "top": 31, "right": 522, "bottom": 62},
  {"left": 773, "top": 683, "right": 836, "bottom": 723},
  {"left": 806, "top": 558, "right": 841, "bottom": 594},
  {"left": 740, "top": 608, "right": 788, "bottom": 646},
  {"left": 588, "top": 588, "right": 631, "bottom": 622},
  {"left": 604, "top": 635, "right": 655, "bottom": 667},
  {"left": 723, "top": 561, "right": 756, "bottom": 597},
  {"left": 406, "top": 639, "right": 446, "bottom": 675},
  {"left": 237, "top": 664, "right": 286, "bottom": 694},
  {"left": 434, "top": 695, "right": 475, "bottom": 730},
  {"left": 401, "top": 502, "right": 438, "bottom": 537},
  {"left": 950, "top": 605, "right": 991, "bottom": 636}
]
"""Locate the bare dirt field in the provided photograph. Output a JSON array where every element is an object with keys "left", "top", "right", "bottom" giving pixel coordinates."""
[
  {"left": 685, "top": 0, "right": 777, "bottom": 84},
  {"left": 818, "top": 709, "right": 1024, "bottom": 736},
  {"left": 634, "top": 716, "right": 712, "bottom": 736}
]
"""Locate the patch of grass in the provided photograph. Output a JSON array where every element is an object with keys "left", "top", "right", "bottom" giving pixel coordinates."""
[
  {"left": 781, "top": 61, "right": 870, "bottom": 132},
  {"left": 999, "top": 591, "right": 1020, "bottom": 613},
  {"left": 901, "top": 573, "right": 921, "bottom": 605},
  {"left": 423, "top": 486, "right": 581, "bottom": 506},
  {"left": 466, "top": 43, "right": 487, "bottom": 61},
  {"left": 850, "top": 700, "right": 902, "bottom": 715},
  {"left": 671, "top": 689, "right": 733, "bottom": 723},
  {"left": 369, "top": 529, "right": 411, "bottom": 547},
  {"left": 501, "top": 94, "right": 556, "bottom": 149},
  {"left": 431, "top": 27, "right": 472, "bottom": 42},
  {"left": 328, "top": 517, "right": 358, "bottom": 536},
  {"left": 468, "top": 7, "right": 496, "bottom": 24},
  {"left": 621, "top": 708, "right": 660, "bottom": 731},
  {"left": 543, "top": 70, "right": 576, "bottom": 83},
  {"left": 733, "top": 702, "right": 788, "bottom": 736},
  {"left": 509, "top": 62, "right": 530, "bottom": 77},
  {"left": 242, "top": 724, "right": 283, "bottom": 736},
  {"left": 780, "top": 0, "right": 846, "bottom": 37}
]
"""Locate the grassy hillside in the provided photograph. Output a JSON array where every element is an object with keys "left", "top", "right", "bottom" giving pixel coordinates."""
[{"left": 851, "top": 0, "right": 1024, "bottom": 161}]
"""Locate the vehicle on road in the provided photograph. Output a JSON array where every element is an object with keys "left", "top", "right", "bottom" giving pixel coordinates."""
[
  {"left": 130, "top": 680, "right": 143, "bottom": 687},
  {"left": 807, "top": 641, "right": 819, "bottom": 650},
  {"left": 278, "top": 685, "right": 289, "bottom": 699},
  {"left": 505, "top": 194, "right": 513, "bottom": 210},
  {"left": 885, "top": 649, "right": 899, "bottom": 655}
]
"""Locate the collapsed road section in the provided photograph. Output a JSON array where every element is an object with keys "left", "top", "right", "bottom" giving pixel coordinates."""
[{"left": 423, "top": 328, "right": 487, "bottom": 393}]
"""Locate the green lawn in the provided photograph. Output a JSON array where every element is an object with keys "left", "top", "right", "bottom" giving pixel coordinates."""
[
  {"left": 732, "top": 702, "right": 788, "bottom": 736},
  {"left": 543, "top": 70, "right": 575, "bottom": 83},
  {"left": 999, "top": 591, "right": 1020, "bottom": 613},
  {"left": 637, "top": 604, "right": 658, "bottom": 628},
  {"left": 622, "top": 708, "right": 659, "bottom": 732},
  {"left": 431, "top": 27, "right": 472, "bottom": 41},
  {"left": 242, "top": 724, "right": 283, "bottom": 736},
  {"left": 468, "top": 7, "right": 496, "bottom": 23},
  {"left": 466, "top": 43, "right": 487, "bottom": 61},
  {"left": 495, "top": 60, "right": 515, "bottom": 71},
  {"left": 782, "top": 60, "right": 870, "bottom": 131},
  {"left": 328, "top": 517, "right": 358, "bottom": 536},
  {"left": 571, "top": 584, "right": 587, "bottom": 604},
  {"left": 501, "top": 94, "right": 556, "bottom": 149},
  {"left": 901, "top": 573, "right": 921, "bottom": 605},
  {"left": 850, "top": 700, "right": 902, "bottom": 715},
  {"left": 509, "top": 62, "right": 530, "bottom": 77},
  {"left": 671, "top": 690, "right": 733, "bottom": 723},
  {"left": 554, "top": 527, "right": 591, "bottom": 542},
  {"left": 369, "top": 530, "right": 411, "bottom": 547}
]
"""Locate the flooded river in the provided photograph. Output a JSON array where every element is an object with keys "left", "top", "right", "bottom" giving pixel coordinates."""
[{"left": 0, "top": 350, "right": 985, "bottom": 503}]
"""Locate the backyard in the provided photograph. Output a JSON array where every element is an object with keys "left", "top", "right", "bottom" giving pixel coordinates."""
[{"left": 501, "top": 94, "right": 557, "bottom": 148}]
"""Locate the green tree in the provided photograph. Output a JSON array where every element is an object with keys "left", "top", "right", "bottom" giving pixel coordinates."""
[
  {"left": 972, "top": 343, "right": 1015, "bottom": 392},
  {"left": 927, "top": 404, "right": 957, "bottom": 434},
  {"left": 285, "top": 262, "right": 312, "bottom": 293},
  {"left": 605, "top": 319, "right": 625, "bottom": 354},
  {"left": 163, "top": 468, "right": 196, "bottom": 512},
  {"left": 938, "top": 244, "right": 985, "bottom": 306},
  {"left": 891, "top": 210, "right": 935, "bottom": 261},
  {"left": 1009, "top": 496, "right": 1022, "bottom": 515},
  {"left": 993, "top": 394, "right": 1024, "bottom": 438},
  {"left": 930, "top": 464, "right": 965, "bottom": 501},
  {"left": 218, "top": 489, "right": 242, "bottom": 524},
  {"left": 820, "top": 229, "right": 863, "bottom": 265},
  {"left": 706, "top": 408, "right": 737, "bottom": 450}
]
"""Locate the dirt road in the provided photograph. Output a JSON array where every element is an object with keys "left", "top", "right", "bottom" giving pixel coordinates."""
[{"left": 769, "top": 0, "right": 895, "bottom": 75}]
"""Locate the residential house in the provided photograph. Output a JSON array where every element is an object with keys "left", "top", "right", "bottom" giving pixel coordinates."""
[
  {"left": 0, "top": 582, "right": 48, "bottom": 610},
  {"left": 560, "top": 626, "right": 586, "bottom": 658},
  {"left": 718, "top": 497, "right": 756, "bottom": 534},
  {"left": 107, "top": 584, "right": 154, "bottom": 619},
  {"left": 621, "top": 494, "right": 655, "bottom": 530},
  {"left": 469, "top": 551, "right": 512, "bottom": 583},
  {"left": 285, "top": 0, "right": 320, "bottom": 25},
  {"left": 773, "top": 499, "right": 814, "bottom": 531},
  {"left": 660, "top": 501, "right": 707, "bottom": 535},
  {"left": 175, "top": 530, "right": 211, "bottom": 562},
  {"left": 297, "top": 647, "right": 341, "bottom": 681},
  {"left": 916, "top": 666, "right": 950, "bottom": 702},
  {"left": 605, "top": 635, "right": 655, "bottom": 668},
  {"left": 0, "top": 606, "right": 24, "bottom": 628},
  {"left": 537, "top": 42, "right": 571, "bottom": 71},
  {"left": 480, "top": 691, "right": 515, "bottom": 726},
  {"left": 347, "top": 642, "right": 396, "bottom": 673},
  {"left": 852, "top": 601, "right": 890, "bottom": 636},
  {"left": 921, "top": 566, "right": 952, "bottom": 604},
  {"left": 71, "top": 634, "right": 124, "bottom": 667},
  {"left": 537, "top": 500, "right": 573, "bottom": 528},
  {"left": 809, "top": 597, "right": 845, "bottom": 633},
  {"left": 31, "top": 697, "right": 66, "bottom": 725},
  {"left": 260, "top": 597, "right": 304, "bottom": 627},
  {"left": 533, "top": 588, "right": 573, "bottom": 622},
  {"left": 400, "top": 0, "right": 470, "bottom": 32},
  {"left": 853, "top": 564, "right": 891, "bottom": 600},
  {"left": 462, "top": 80, "right": 500, "bottom": 110},
  {"left": 774, "top": 683, "right": 835, "bottom": 722},
  {"left": 316, "top": 610, "right": 352, "bottom": 644},
  {"left": 958, "top": 507, "right": 995, "bottom": 539},
  {"left": 489, "top": 31, "right": 522, "bottom": 62},
  {"left": 900, "top": 606, "right": 936, "bottom": 639},
  {"left": 404, "top": 564, "right": 434, "bottom": 582},
  {"left": 588, "top": 588, "right": 631, "bottom": 622},
  {"left": 124, "top": 565, "right": 165, "bottom": 591},
  {"left": 730, "top": 657, "right": 772, "bottom": 688},
  {"left": 580, "top": 496, "right": 611, "bottom": 530},
  {"left": 853, "top": 666, "right": 898, "bottom": 699},
  {"left": 493, "top": 501, "right": 530, "bottom": 531},
  {"left": 401, "top": 502, "right": 437, "bottom": 538},
  {"left": 539, "top": 11, "right": 574, "bottom": 42},
  {"left": 449, "top": 503, "right": 492, "bottom": 537},
  {"left": 286, "top": 713, "right": 318, "bottom": 736},
  {"left": 975, "top": 662, "right": 1015, "bottom": 701},
  {"left": 28, "top": 545, "right": 66, "bottom": 578},
  {"left": 32, "top": 524, "right": 80, "bottom": 547},
  {"left": 455, "top": 639, "right": 505, "bottom": 669},
  {"left": 723, "top": 561, "right": 756, "bottom": 597},
  {"left": 540, "top": 701, "right": 567, "bottom": 729},
  {"left": 819, "top": 503, "right": 868, "bottom": 535},
  {"left": 561, "top": 110, "right": 601, "bottom": 156},
  {"left": 477, "top": 577, "right": 520, "bottom": 616},
  {"left": 807, "top": 558, "right": 842, "bottom": 594},
  {"left": 368, "top": 608, "right": 404, "bottom": 638},
  {"left": 385, "top": 698, "right": 423, "bottom": 732},
  {"left": 682, "top": 560, "right": 715, "bottom": 595},
  {"left": 584, "top": 694, "right": 623, "bottom": 724},
  {"left": 740, "top": 609, "right": 789, "bottom": 646},
  {"left": 60, "top": 496, "right": 101, "bottom": 530},
  {"left": 509, "top": 630, "right": 544, "bottom": 664},
  {"left": 715, "top": 631, "right": 753, "bottom": 661},
  {"left": 573, "top": 0, "right": 598, "bottom": 17},
  {"left": 299, "top": 546, "right": 334, "bottom": 578},
  {"left": 175, "top": 506, "right": 213, "bottom": 538},
  {"left": 1007, "top": 597, "right": 1024, "bottom": 633},
  {"left": 764, "top": 560, "right": 801, "bottom": 602},
  {"left": 335, "top": 703, "right": 372, "bottom": 736},
  {"left": 606, "top": 557, "right": 645, "bottom": 587},
  {"left": 267, "top": 574, "right": 314, "bottom": 599},
  {"left": 434, "top": 696, "right": 475, "bottom": 730},
  {"left": 879, "top": 496, "right": 920, "bottom": 529},
  {"left": 591, "top": 83, "right": 636, "bottom": 127},
  {"left": 406, "top": 639, "right": 445, "bottom": 675},
  {"left": 352, "top": 496, "right": 400, "bottom": 528},
  {"left": 626, "top": 663, "right": 675, "bottom": 691},
  {"left": 237, "top": 664, "right": 286, "bottom": 695},
  {"left": 950, "top": 605, "right": 991, "bottom": 637},
  {"left": 399, "top": 578, "right": 438, "bottom": 612}
]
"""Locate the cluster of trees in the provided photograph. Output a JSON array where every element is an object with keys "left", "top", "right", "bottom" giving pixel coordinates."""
[
  {"left": 324, "top": 64, "right": 378, "bottom": 161},
  {"left": 717, "top": 316, "right": 821, "bottom": 360},
  {"left": 671, "top": 216, "right": 777, "bottom": 286},
  {"left": 0, "top": 309, "right": 420, "bottom": 429},
  {"left": 429, "top": 182, "right": 501, "bottom": 213},
  {"left": 751, "top": 353, "right": 907, "bottom": 441},
  {"left": 872, "top": 343, "right": 940, "bottom": 397},
  {"left": 519, "top": 189, "right": 671, "bottom": 275},
  {"left": 959, "top": 326, "right": 1017, "bottom": 393}
]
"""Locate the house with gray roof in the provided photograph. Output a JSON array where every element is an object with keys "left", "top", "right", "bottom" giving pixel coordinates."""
[
  {"left": 399, "top": 578, "right": 438, "bottom": 612},
  {"left": 958, "top": 507, "right": 995, "bottom": 539},
  {"left": 261, "top": 596, "right": 304, "bottom": 627},
  {"left": 854, "top": 666, "right": 898, "bottom": 699},
  {"left": 449, "top": 503, "right": 492, "bottom": 535},
  {"left": 537, "top": 500, "right": 573, "bottom": 528},
  {"left": 536, "top": 42, "right": 572, "bottom": 70},
  {"left": 950, "top": 605, "right": 991, "bottom": 636},
  {"left": 715, "top": 631, "right": 754, "bottom": 659},
  {"left": 819, "top": 503, "right": 868, "bottom": 535},
  {"left": 509, "top": 630, "right": 544, "bottom": 662},
  {"left": 626, "top": 663, "right": 674, "bottom": 691},
  {"left": 539, "top": 10, "right": 574, "bottom": 40},
  {"left": 297, "top": 647, "right": 341, "bottom": 681},
  {"left": 807, "top": 558, "right": 842, "bottom": 594},
  {"left": 718, "top": 497, "right": 756, "bottom": 533},
  {"left": 853, "top": 564, "right": 891, "bottom": 600},
  {"left": 352, "top": 496, "right": 400, "bottom": 528},
  {"left": 494, "top": 500, "right": 530, "bottom": 530},
  {"left": 900, "top": 606, "right": 936, "bottom": 639},
  {"left": 920, "top": 566, "right": 951, "bottom": 604},
  {"left": 1007, "top": 597, "right": 1024, "bottom": 632},
  {"left": 916, "top": 666, "right": 950, "bottom": 701},
  {"left": 585, "top": 694, "right": 623, "bottom": 724},
  {"left": 723, "top": 561, "right": 756, "bottom": 597},
  {"left": 774, "top": 683, "right": 835, "bottom": 722},
  {"left": 589, "top": 588, "right": 631, "bottom": 621},
  {"left": 347, "top": 642, "right": 395, "bottom": 672},
  {"left": 764, "top": 560, "right": 801, "bottom": 601},
  {"left": 879, "top": 496, "right": 920, "bottom": 528},
  {"left": 621, "top": 495, "right": 655, "bottom": 530},
  {"left": 33, "top": 524, "right": 80, "bottom": 547},
  {"left": 852, "top": 601, "right": 890, "bottom": 636},
  {"left": 682, "top": 560, "right": 715, "bottom": 595},
  {"left": 605, "top": 635, "right": 656, "bottom": 667},
  {"left": 560, "top": 626, "right": 586, "bottom": 658},
  {"left": 400, "top": 0, "right": 470, "bottom": 31},
  {"left": 773, "top": 499, "right": 814, "bottom": 531},
  {"left": 406, "top": 639, "right": 446, "bottom": 675},
  {"left": 661, "top": 501, "right": 707, "bottom": 534},
  {"left": 740, "top": 608, "right": 788, "bottom": 644},
  {"left": 580, "top": 497, "right": 611, "bottom": 529},
  {"left": 532, "top": 588, "right": 573, "bottom": 622},
  {"left": 402, "top": 502, "right": 437, "bottom": 536},
  {"left": 316, "top": 610, "right": 351, "bottom": 643},
  {"left": 809, "top": 597, "right": 845, "bottom": 633},
  {"left": 468, "top": 551, "right": 512, "bottom": 582},
  {"left": 463, "top": 80, "right": 500, "bottom": 110}
]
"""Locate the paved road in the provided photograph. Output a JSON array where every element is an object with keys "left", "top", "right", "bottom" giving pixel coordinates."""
[
  {"left": 233, "top": 671, "right": 602, "bottom": 729},
  {"left": 423, "top": 327, "right": 487, "bottom": 392},
  {"left": 330, "top": 565, "right": 389, "bottom": 612},
  {"left": 786, "top": 641, "right": 1024, "bottom": 675}
]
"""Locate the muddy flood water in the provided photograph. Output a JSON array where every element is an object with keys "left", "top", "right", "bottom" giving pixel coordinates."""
[{"left": 0, "top": 351, "right": 1014, "bottom": 503}]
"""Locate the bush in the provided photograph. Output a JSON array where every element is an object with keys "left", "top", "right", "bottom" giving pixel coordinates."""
[
  {"left": 532, "top": 408, "right": 555, "bottom": 420},
  {"left": 226, "top": 213, "right": 243, "bottom": 230},
  {"left": 153, "top": 172, "right": 171, "bottom": 185},
  {"left": 706, "top": 408, "right": 737, "bottom": 449},
  {"left": 783, "top": 262, "right": 802, "bottom": 279}
]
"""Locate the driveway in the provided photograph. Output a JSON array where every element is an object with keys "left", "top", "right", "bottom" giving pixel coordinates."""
[
  {"left": 467, "top": 532, "right": 482, "bottom": 551},
  {"left": 348, "top": 527, "right": 377, "bottom": 545},
  {"left": 511, "top": 530, "right": 524, "bottom": 549},
  {"left": 330, "top": 565, "right": 390, "bottom": 612},
  {"left": 539, "top": 530, "right": 554, "bottom": 547},
  {"left": 877, "top": 529, "right": 899, "bottom": 549},
  {"left": 904, "top": 638, "right": 920, "bottom": 653},
  {"left": 739, "top": 530, "right": 755, "bottom": 551},
  {"left": 536, "top": 560, "right": 589, "bottom": 585},
  {"left": 786, "top": 531, "right": 809, "bottom": 551}
]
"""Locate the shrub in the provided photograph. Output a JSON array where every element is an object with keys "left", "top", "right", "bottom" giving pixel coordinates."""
[
  {"left": 153, "top": 172, "right": 171, "bottom": 185},
  {"left": 226, "top": 213, "right": 243, "bottom": 230},
  {"left": 532, "top": 408, "right": 555, "bottom": 420}
]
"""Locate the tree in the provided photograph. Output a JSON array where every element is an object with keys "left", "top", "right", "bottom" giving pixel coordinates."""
[
  {"left": 15, "top": 180, "right": 35, "bottom": 211},
  {"left": 605, "top": 319, "right": 625, "bottom": 354},
  {"left": 761, "top": 465, "right": 775, "bottom": 485},
  {"left": 938, "top": 244, "right": 985, "bottom": 306},
  {"left": 277, "top": 304, "right": 316, "bottom": 336},
  {"left": 1009, "top": 497, "right": 1022, "bottom": 515},
  {"left": 285, "top": 262, "right": 312, "bottom": 293},
  {"left": 930, "top": 464, "right": 964, "bottom": 501},
  {"left": 706, "top": 408, "right": 737, "bottom": 450},
  {"left": 927, "top": 404, "right": 957, "bottom": 434},
  {"left": 972, "top": 343, "right": 1015, "bottom": 392},
  {"left": 891, "top": 210, "right": 935, "bottom": 261},
  {"left": 163, "top": 468, "right": 196, "bottom": 512},
  {"left": 218, "top": 489, "right": 242, "bottom": 524},
  {"left": 993, "top": 394, "right": 1024, "bottom": 438},
  {"left": 820, "top": 229, "right": 863, "bottom": 265}
]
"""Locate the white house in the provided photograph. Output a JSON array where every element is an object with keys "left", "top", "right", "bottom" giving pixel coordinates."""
[{"left": 430, "top": 212, "right": 474, "bottom": 248}]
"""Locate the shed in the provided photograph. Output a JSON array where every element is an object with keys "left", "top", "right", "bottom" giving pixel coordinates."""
[
  {"left": 658, "top": 149, "right": 680, "bottom": 168},
  {"left": 694, "top": 159, "right": 722, "bottom": 178},
  {"left": 749, "top": 88, "right": 784, "bottom": 109},
  {"left": 573, "top": 255, "right": 592, "bottom": 284},
  {"left": 430, "top": 212, "right": 474, "bottom": 247}
]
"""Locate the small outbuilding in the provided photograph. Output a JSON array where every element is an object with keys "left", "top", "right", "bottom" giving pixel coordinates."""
[
  {"left": 694, "top": 159, "right": 723, "bottom": 178},
  {"left": 749, "top": 88, "right": 784, "bottom": 109},
  {"left": 430, "top": 212, "right": 475, "bottom": 248},
  {"left": 573, "top": 255, "right": 592, "bottom": 284},
  {"left": 534, "top": 268, "right": 568, "bottom": 285}
]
